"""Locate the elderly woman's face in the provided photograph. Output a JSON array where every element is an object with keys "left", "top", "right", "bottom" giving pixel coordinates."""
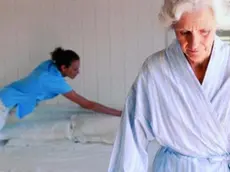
[{"left": 173, "top": 7, "right": 216, "bottom": 63}]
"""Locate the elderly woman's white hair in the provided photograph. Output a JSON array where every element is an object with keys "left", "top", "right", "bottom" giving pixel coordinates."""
[{"left": 159, "top": 0, "right": 230, "bottom": 30}]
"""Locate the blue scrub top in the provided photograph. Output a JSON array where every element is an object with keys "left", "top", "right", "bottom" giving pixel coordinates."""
[{"left": 0, "top": 60, "right": 72, "bottom": 118}]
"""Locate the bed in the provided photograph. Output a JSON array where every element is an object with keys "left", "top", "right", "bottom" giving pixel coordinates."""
[{"left": 0, "top": 106, "right": 160, "bottom": 172}]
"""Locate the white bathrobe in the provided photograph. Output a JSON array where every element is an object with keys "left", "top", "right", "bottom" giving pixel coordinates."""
[{"left": 108, "top": 36, "right": 230, "bottom": 172}]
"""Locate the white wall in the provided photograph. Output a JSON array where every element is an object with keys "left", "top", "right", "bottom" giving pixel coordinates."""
[{"left": 0, "top": 0, "right": 170, "bottom": 109}]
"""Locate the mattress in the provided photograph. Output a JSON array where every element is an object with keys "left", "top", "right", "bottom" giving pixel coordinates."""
[
  {"left": 0, "top": 107, "right": 160, "bottom": 172},
  {"left": 0, "top": 140, "right": 113, "bottom": 172}
]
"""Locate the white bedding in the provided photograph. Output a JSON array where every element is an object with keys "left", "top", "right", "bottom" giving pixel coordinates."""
[
  {"left": 0, "top": 140, "right": 113, "bottom": 172},
  {"left": 68, "top": 114, "right": 120, "bottom": 144},
  {"left": 0, "top": 108, "right": 160, "bottom": 172},
  {"left": 0, "top": 140, "right": 160, "bottom": 172}
]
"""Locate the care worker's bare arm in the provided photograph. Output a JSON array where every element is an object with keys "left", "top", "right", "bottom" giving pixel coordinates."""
[{"left": 63, "top": 90, "right": 122, "bottom": 116}]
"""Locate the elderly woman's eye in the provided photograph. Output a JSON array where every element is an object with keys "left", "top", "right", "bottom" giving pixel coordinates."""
[
  {"left": 180, "top": 31, "right": 190, "bottom": 35},
  {"left": 200, "top": 30, "right": 210, "bottom": 35}
]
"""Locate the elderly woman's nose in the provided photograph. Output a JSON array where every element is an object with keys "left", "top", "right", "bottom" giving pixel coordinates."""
[{"left": 189, "top": 33, "right": 200, "bottom": 50}]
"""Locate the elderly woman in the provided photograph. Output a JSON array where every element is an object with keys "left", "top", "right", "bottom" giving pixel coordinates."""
[
  {"left": 0, "top": 47, "right": 121, "bottom": 140},
  {"left": 108, "top": 0, "right": 230, "bottom": 171}
]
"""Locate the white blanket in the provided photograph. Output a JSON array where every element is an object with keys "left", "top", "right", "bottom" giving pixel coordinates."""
[{"left": 67, "top": 114, "right": 120, "bottom": 144}]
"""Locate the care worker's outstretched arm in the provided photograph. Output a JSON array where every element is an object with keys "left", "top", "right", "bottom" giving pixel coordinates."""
[{"left": 63, "top": 90, "right": 122, "bottom": 116}]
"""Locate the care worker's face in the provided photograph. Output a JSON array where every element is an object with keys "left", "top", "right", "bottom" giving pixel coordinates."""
[
  {"left": 61, "top": 60, "right": 80, "bottom": 79},
  {"left": 173, "top": 7, "right": 216, "bottom": 63}
]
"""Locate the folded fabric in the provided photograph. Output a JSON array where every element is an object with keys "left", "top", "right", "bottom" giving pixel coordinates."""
[{"left": 67, "top": 113, "right": 120, "bottom": 144}]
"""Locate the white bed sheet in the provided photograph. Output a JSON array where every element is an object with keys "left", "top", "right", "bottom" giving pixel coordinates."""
[
  {"left": 0, "top": 140, "right": 160, "bottom": 172},
  {"left": 0, "top": 140, "right": 113, "bottom": 172},
  {"left": 0, "top": 108, "right": 160, "bottom": 172}
]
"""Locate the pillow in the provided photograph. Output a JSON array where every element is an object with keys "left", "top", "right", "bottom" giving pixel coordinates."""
[
  {"left": 6, "top": 120, "right": 69, "bottom": 140},
  {"left": 3, "top": 111, "right": 71, "bottom": 146},
  {"left": 67, "top": 113, "right": 120, "bottom": 144},
  {"left": 3, "top": 111, "right": 121, "bottom": 146}
]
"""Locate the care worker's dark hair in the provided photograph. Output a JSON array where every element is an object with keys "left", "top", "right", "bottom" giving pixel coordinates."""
[{"left": 51, "top": 47, "right": 80, "bottom": 69}]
